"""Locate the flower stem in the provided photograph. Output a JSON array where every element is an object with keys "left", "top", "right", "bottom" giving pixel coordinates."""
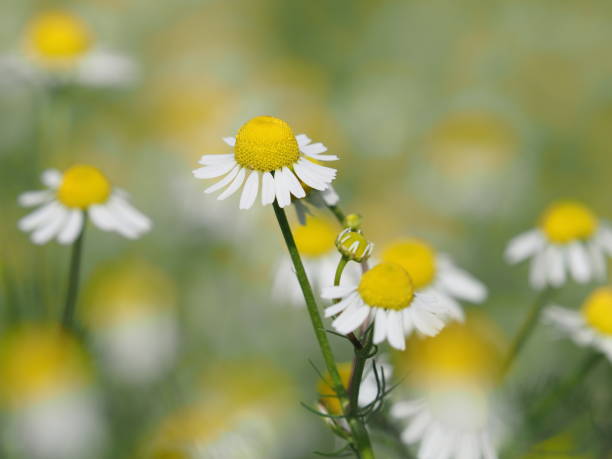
[
  {"left": 327, "top": 204, "right": 346, "bottom": 225},
  {"left": 62, "top": 213, "right": 86, "bottom": 331},
  {"left": 500, "top": 288, "right": 554, "bottom": 378},
  {"left": 272, "top": 202, "right": 375, "bottom": 459}
]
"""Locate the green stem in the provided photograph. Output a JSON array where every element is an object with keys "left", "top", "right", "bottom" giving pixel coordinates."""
[
  {"left": 62, "top": 213, "right": 86, "bottom": 331},
  {"left": 500, "top": 288, "right": 554, "bottom": 378},
  {"left": 327, "top": 204, "right": 346, "bottom": 225},
  {"left": 272, "top": 202, "right": 374, "bottom": 459}
]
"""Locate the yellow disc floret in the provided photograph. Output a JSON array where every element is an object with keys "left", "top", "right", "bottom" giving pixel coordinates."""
[
  {"left": 317, "top": 362, "right": 352, "bottom": 415},
  {"left": 358, "top": 262, "right": 414, "bottom": 310},
  {"left": 381, "top": 239, "right": 437, "bottom": 289},
  {"left": 540, "top": 201, "right": 598, "bottom": 244},
  {"left": 582, "top": 287, "right": 612, "bottom": 335},
  {"left": 25, "top": 11, "right": 91, "bottom": 64},
  {"left": 293, "top": 218, "right": 336, "bottom": 257},
  {"left": 57, "top": 165, "right": 111, "bottom": 208},
  {"left": 234, "top": 116, "right": 300, "bottom": 171}
]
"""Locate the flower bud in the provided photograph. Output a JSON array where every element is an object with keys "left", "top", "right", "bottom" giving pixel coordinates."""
[{"left": 336, "top": 228, "right": 373, "bottom": 262}]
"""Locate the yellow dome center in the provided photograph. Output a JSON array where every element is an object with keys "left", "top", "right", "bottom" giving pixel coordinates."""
[
  {"left": 540, "top": 201, "right": 597, "bottom": 244},
  {"left": 57, "top": 165, "right": 111, "bottom": 208},
  {"left": 293, "top": 218, "right": 337, "bottom": 257},
  {"left": 358, "top": 262, "right": 414, "bottom": 310},
  {"left": 317, "top": 362, "right": 352, "bottom": 415},
  {"left": 234, "top": 116, "right": 300, "bottom": 171},
  {"left": 26, "top": 12, "right": 91, "bottom": 63},
  {"left": 381, "top": 239, "right": 437, "bottom": 289},
  {"left": 582, "top": 287, "right": 612, "bottom": 335}
]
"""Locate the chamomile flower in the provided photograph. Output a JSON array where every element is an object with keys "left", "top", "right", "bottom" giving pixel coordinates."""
[
  {"left": 544, "top": 287, "right": 612, "bottom": 361},
  {"left": 18, "top": 165, "right": 151, "bottom": 245},
  {"left": 381, "top": 238, "right": 487, "bottom": 321},
  {"left": 391, "top": 384, "right": 501, "bottom": 459},
  {"left": 505, "top": 201, "right": 612, "bottom": 289},
  {"left": 273, "top": 217, "right": 359, "bottom": 306},
  {"left": 321, "top": 262, "right": 460, "bottom": 350},
  {"left": 1, "top": 11, "right": 136, "bottom": 88},
  {"left": 193, "top": 116, "right": 338, "bottom": 209}
]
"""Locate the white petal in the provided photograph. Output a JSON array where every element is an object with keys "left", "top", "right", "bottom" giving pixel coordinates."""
[
  {"left": 282, "top": 167, "right": 306, "bottom": 199},
  {"left": 293, "top": 160, "right": 328, "bottom": 191},
  {"left": 410, "top": 306, "right": 445, "bottom": 337},
  {"left": 273, "top": 169, "right": 291, "bottom": 208},
  {"left": 41, "top": 169, "right": 62, "bottom": 188},
  {"left": 390, "top": 400, "right": 424, "bottom": 418},
  {"left": 321, "top": 284, "right": 358, "bottom": 299},
  {"left": 320, "top": 186, "right": 340, "bottom": 206},
  {"left": 19, "top": 201, "right": 61, "bottom": 232},
  {"left": 332, "top": 303, "right": 370, "bottom": 335},
  {"left": 295, "top": 134, "right": 311, "bottom": 146},
  {"left": 373, "top": 308, "right": 388, "bottom": 344},
  {"left": 437, "top": 263, "right": 487, "bottom": 303},
  {"left": 401, "top": 410, "right": 432, "bottom": 444},
  {"left": 386, "top": 310, "right": 405, "bottom": 350},
  {"left": 261, "top": 171, "right": 276, "bottom": 205},
  {"left": 324, "top": 292, "right": 359, "bottom": 317},
  {"left": 204, "top": 165, "right": 240, "bottom": 194},
  {"left": 567, "top": 242, "right": 591, "bottom": 283},
  {"left": 545, "top": 245, "right": 566, "bottom": 287},
  {"left": 31, "top": 206, "right": 68, "bottom": 244},
  {"left": 239, "top": 170, "right": 259, "bottom": 210},
  {"left": 217, "top": 167, "right": 246, "bottom": 201},
  {"left": 505, "top": 230, "right": 544, "bottom": 264},
  {"left": 588, "top": 242, "right": 607, "bottom": 282},
  {"left": 108, "top": 195, "right": 152, "bottom": 234},
  {"left": 529, "top": 249, "right": 548, "bottom": 290},
  {"left": 433, "top": 291, "right": 465, "bottom": 322},
  {"left": 89, "top": 204, "right": 118, "bottom": 232},
  {"left": 193, "top": 160, "right": 236, "bottom": 179},
  {"left": 300, "top": 142, "right": 327, "bottom": 156},
  {"left": 299, "top": 158, "right": 336, "bottom": 180},
  {"left": 223, "top": 137, "right": 236, "bottom": 147},
  {"left": 18, "top": 190, "right": 52, "bottom": 207},
  {"left": 402, "top": 309, "right": 415, "bottom": 336},
  {"left": 197, "top": 153, "right": 235, "bottom": 166},
  {"left": 596, "top": 226, "right": 612, "bottom": 254},
  {"left": 57, "top": 210, "right": 84, "bottom": 245}
]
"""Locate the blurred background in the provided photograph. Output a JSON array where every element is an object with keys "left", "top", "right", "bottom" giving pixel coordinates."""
[{"left": 1, "top": 0, "right": 612, "bottom": 457}]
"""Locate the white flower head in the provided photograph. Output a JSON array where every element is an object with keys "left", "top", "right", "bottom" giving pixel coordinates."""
[
  {"left": 381, "top": 238, "right": 488, "bottom": 321},
  {"left": 544, "top": 287, "right": 612, "bottom": 361},
  {"left": 1, "top": 11, "right": 137, "bottom": 88},
  {"left": 18, "top": 165, "right": 151, "bottom": 245},
  {"left": 505, "top": 201, "right": 612, "bottom": 289},
  {"left": 193, "top": 116, "right": 338, "bottom": 210},
  {"left": 391, "top": 384, "right": 501, "bottom": 459},
  {"left": 273, "top": 217, "right": 359, "bottom": 306},
  {"left": 321, "top": 262, "right": 462, "bottom": 351}
]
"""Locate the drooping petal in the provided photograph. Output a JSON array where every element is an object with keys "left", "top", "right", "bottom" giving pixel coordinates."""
[
  {"left": 217, "top": 167, "right": 246, "bottom": 200},
  {"left": 567, "top": 242, "right": 591, "bottom": 283},
  {"left": 261, "top": 172, "right": 276, "bottom": 205},
  {"left": 282, "top": 167, "right": 306, "bottom": 199},
  {"left": 273, "top": 169, "right": 291, "bottom": 208},
  {"left": 204, "top": 165, "right": 240, "bottom": 194},
  {"left": 57, "top": 209, "right": 84, "bottom": 245},
  {"left": 239, "top": 171, "right": 259, "bottom": 210},
  {"left": 505, "top": 230, "right": 544, "bottom": 264}
]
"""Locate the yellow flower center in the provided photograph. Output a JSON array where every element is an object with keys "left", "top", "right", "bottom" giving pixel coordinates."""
[
  {"left": 540, "top": 201, "right": 598, "bottom": 244},
  {"left": 234, "top": 116, "right": 300, "bottom": 171},
  {"left": 381, "top": 239, "right": 437, "bottom": 289},
  {"left": 582, "top": 287, "right": 612, "bottom": 335},
  {"left": 25, "top": 12, "right": 91, "bottom": 64},
  {"left": 293, "top": 218, "right": 337, "bottom": 257},
  {"left": 358, "top": 262, "right": 414, "bottom": 310},
  {"left": 57, "top": 165, "right": 111, "bottom": 208},
  {"left": 317, "top": 362, "right": 352, "bottom": 415}
]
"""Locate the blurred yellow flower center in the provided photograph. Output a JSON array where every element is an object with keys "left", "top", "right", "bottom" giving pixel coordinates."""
[
  {"left": 582, "top": 288, "right": 612, "bottom": 335},
  {"left": 381, "top": 239, "right": 437, "bottom": 289},
  {"left": 293, "top": 218, "right": 336, "bottom": 257},
  {"left": 57, "top": 165, "right": 111, "bottom": 208},
  {"left": 540, "top": 201, "right": 597, "bottom": 244},
  {"left": 26, "top": 12, "right": 91, "bottom": 62},
  {"left": 358, "top": 262, "right": 414, "bottom": 310},
  {"left": 234, "top": 116, "right": 300, "bottom": 171},
  {"left": 317, "top": 362, "right": 352, "bottom": 415}
]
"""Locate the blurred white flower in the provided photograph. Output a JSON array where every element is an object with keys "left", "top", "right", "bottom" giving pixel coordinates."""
[
  {"left": 18, "top": 165, "right": 151, "bottom": 245},
  {"left": 322, "top": 262, "right": 461, "bottom": 350},
  {"left": 381, "top": 238, "right": 487, "bottom": 322},
  {"left": 1, "top": 11, "right": 137, "bottom": 88},
  {"left": 505, "top": 201, "right": 612, "bottom": 289},
  {"left": 544, "top": 287, "right": 612, "bottom": 361},
  {"left": 193, "top": 116, "right": 337, "bottom": 209}
]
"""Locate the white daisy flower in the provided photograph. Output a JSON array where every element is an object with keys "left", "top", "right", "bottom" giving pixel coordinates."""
[
  {"left": 391, "top": 384, "right": 500, "bottom": 459},
  {"left": 381, "top": 238, "right": 488, "bottom": 322},
  {"left": 321, "top": 262, "right": 460, "bottom": 351},
  {"left": 192, "top": 116, "right": 338, "bottom": 210},
  {"left": 505, "top": 201, "right": 612, "bottom": 289},
  {"left": 544, "top": 287, "right": 612, "bottom": 361},
  {"left": 18, "top": 165, "right": 151, "bottom": 245},
  {"left": 0, "top": 11, "right": 136, "bottom": 88},
  {"left": 272, "top": 217, "right": 359, "bottom": 306}
]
